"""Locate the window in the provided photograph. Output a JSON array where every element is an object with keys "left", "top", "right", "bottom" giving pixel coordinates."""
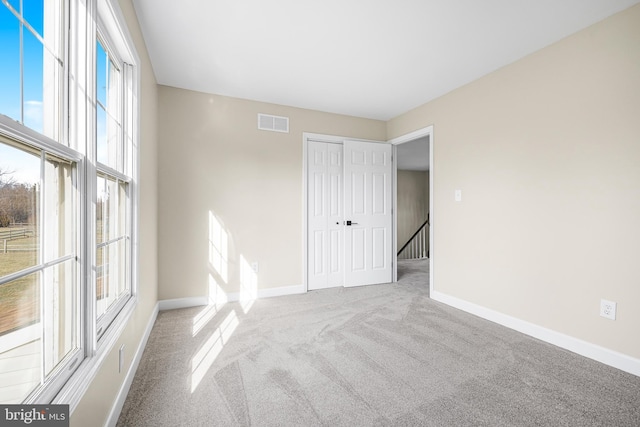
[
  {"left": 95, "top": 173, "right": 130, "bottom": 332},
  {"left": 94, "top": 33, "right": 133, "bottom": 336},
  {"left": 0, "top": 0, "right": 63, "bottom": 141},
  {"left": 0, "top": 136, "right": 80, "bottom": 405},
  {"left": 0, "top": 0, "right": 138, "bottom": 408}
]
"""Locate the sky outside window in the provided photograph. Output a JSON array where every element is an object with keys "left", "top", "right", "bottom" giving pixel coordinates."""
[
  {"left": 0, "top": 4, "right": 21, "bottom": 123},
  {"left": 5, "top": 0, "right": 19, "bottom": 14},
  {"left": 0, "top": 1, "right": 56, "bottom": 183},
  {"left": 97, "top": 40, "right": 107, "bottom": 107},
  {"left": 0, "top": 0, "right": 50, "bottom": 137},
  {"left": 23, "top": 26, "right": 44, "bottom": 132},
  {"left": 96, "top": 40, "right": 108, "bottom": 164},
  {"left": 23, "top": 0, "right": 44, "bottom": 37}
]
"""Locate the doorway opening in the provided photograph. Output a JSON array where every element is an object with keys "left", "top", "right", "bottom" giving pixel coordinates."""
[{"left": 389, "top": 126, "right": 433, "bottom": 294}]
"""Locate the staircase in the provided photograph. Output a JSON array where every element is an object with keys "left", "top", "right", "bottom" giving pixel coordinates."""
[{"left": 398, "top": 216, "right": 429, "bottom": 260}]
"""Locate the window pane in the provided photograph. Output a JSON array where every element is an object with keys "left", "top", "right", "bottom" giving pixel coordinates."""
[
  {"left": 97, "top": 174, "right": 117, "bottom": 244},
  {"left": 0, "top": 6, "right": 21, "bottom": 122},
  {"left": 44, "top": 154, "right": 75, "bottom": 261},
  {"left": 96, "top": 105, "right": 108, "bottom": 164},
  {"left": 0, "top": 270, "right": 40, "bottom": 335},
  {"left": 23, "top": 27, "right": 44, "bottom": 135},
  {"left": 118, "top": 180, "right": 128, "bottom": 232},
  {"left": 96, "top": 39, "right": 121, "bottom": 169},
  {"left": 97, "top": 111, "right": 122, "bottom": 168},
  {"left": 97, "top": 174, "right": 127, "bottom": 241},
  {"left": 0, "top": 271, "right": 42, "bottom": 404},
  {"left": 116, "top": 237, "right": 129, "bottom": 296},
  {"left": 106, "top": 60, "right": 120, "bottom": 120},
  {"left": 23, "top": 0, "right": 44, "bottom": 38},
  {"left": 96, "top": 174, "right": 129, "bottom": 320},
  {"left": 43, "top": 259, "right": 77, "bottom": 376},
  {"left": 96, "top": 242, "right": 110, "bottom": 318},
  {"left": 5, "top": 0, "right": 20, "bottom": 15},
  {"left": 0, "top": 2, "right": 59, "bottom": 140},
  {"left": 106, "top": 115, "right": 122, "bottom": 168},
  {"left": 96, "top": 41, "right": 107, "bottom": 107},
  {"left": 96, "top": 238, "right": 129, "bottom": 320},
  {"left": 0, "top": 141, "right": 41, "bottom": 276},
  {"left": 24, "top": 25, "right": 59, "bottom": 140}
]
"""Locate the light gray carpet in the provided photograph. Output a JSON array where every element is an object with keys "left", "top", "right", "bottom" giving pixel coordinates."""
[{"left": 118, "top": 259, "right": 640, "bottom": 426}]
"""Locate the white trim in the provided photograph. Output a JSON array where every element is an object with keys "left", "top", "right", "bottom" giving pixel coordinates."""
[
  {"left": 432, "top": 291, "right": 640, "bottom": 377},
  {"left": 158, "top": 297, "right": 209, "bottom": 311},
  {"left": 387, "top": 125, "right": 433, "bottom": 294},
  {"left": 429, "top": 127, "right": 434, "bottom": 297},
  {"left": 302, "top": 134, "right": 309, "bottom": 292},
  {"left": 159, "top": 284, "right": 306, "bottom": 312},
  {"left": 392, "top": 144, "right": 397, "bottom": 282},
  {"left": 303, "top": 132, "right": 346, "bottom": 144},
  {"left": 98, "top": 0, "right": 140, "bottom": 66},
  {"left": 388, "top": 127, "right": 432, "bottom": 146},
  {"left": 257, "top": 284, "right": 305, "bottom": 299},
  {"left": 53, "top": 297, "right": 136, "bottom": 411},
  {"left": 0, "top": 116, "right": 84, "bottom": 162},
  {"left": 105, "top": 302, "right": 159, "bottom": 427}
]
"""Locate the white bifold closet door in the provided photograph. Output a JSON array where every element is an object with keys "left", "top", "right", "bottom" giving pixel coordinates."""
[
  {"left": 343, "top": 140, "right": 393, "bottom": 287},
  {"left": 308, "top": 141, "right": 344, "bottom": 290},
  {"left": 307, "top": 140, "right": 392, "bottom": 290}
]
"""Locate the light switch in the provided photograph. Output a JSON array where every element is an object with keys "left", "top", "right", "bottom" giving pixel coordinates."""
[{"left": 455, "top": 189, "right": 462, "bottom": 202}]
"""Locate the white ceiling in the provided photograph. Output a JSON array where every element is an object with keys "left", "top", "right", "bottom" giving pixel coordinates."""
[{"left": 132, "top": 0, "right": 639, "bottom": 121}]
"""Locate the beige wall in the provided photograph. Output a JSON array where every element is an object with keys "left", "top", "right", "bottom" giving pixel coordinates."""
[
  {"left": 388, "top": 5, "right": 640, "bottom": 359},
  {"left": 157, "top": 87, "right": 386, "bottom": 300},
  {"left": 68, "top": 2, "right": 640, "bottom": 423},
  {"left": 397, "top": 170, "right": 429, "bottom": 249},
  {"left": 71, "top": 0, "right": 158, "bottom": 425}
]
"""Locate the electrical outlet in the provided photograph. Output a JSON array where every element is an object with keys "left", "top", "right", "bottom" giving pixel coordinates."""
[
  {"left": 600, "top": 299, "right": 616, "bottom": 320},
  {"left": 251, "top": 262, "right": 259, "bottom": 273}
]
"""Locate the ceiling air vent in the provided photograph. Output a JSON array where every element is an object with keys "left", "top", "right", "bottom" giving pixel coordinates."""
[{"left": 258, "top": 113, "right": 289, "bottom": 133}]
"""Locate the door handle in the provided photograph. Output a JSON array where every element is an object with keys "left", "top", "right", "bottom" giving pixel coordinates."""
[{"left": 345, "top": 220, "right": 358, "bottom": 226}]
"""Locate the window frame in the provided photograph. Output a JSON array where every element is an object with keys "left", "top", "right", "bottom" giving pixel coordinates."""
[
  {"left": 0, "top": 0, "right": 66, "bottom": 142},
  {"left": 0, "top": 0, "right": 140, "bottom": 411},
  {"left": 93, "top": 24, "right": 133, "bottom": 340},
  {"left": 94, "top": 169, "right": 132, "bottom": 338},
  {"left": 54, "top": 0, "right": 140, "bottom": 411},
  {"left": 0, "top": 115, "right": 85, "bottom": 405},
  {"left": 95, "top": 30, "right": 123, "bottom": 171}
]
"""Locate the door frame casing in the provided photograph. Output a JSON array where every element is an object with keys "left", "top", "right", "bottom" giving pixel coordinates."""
[
  {"left": 302, "top": 132, "right": 388, "bottom": 292},
  {"left": 388, "top": 125, "right": 434, "bottom": 296}
]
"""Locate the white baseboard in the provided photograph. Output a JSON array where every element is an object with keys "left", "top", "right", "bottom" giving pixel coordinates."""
[
  {"left": 431, "top": 290, "right": 640, "bottom": 377},
  {"left": 158, "top": 284, "right": 305, "bottom": 311},
  {"left": 106, "top": 302, "right": 159, "bottom": 427},
  {"left": 258, "top": 284, "right": 305, "bottom": 299},
  {"left": 158, "top": 296, "right": 209, "bottom": 311}
]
